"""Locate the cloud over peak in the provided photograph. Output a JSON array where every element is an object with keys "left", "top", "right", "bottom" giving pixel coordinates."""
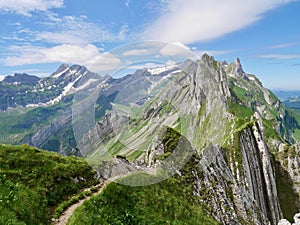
[{"left": 143, "top": 0, "right": 295, "bottom": 44}]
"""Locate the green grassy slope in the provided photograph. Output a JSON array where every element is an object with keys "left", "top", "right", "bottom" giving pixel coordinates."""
[
  {"left": 287, "top": 108, "right": 300, "bottom": 141},
  {"left": 68, "top": 177, "right": 219, "bottom": 225},
  {"left": 68, "top": 128, "right": 219, "bottom": 225},
  {"left": 0, "top": 144, "right": 98, "bottom": 225}
]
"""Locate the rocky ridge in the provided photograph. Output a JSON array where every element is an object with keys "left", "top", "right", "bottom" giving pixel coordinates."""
[
  {"left": 75, "top": 55, "right": 299, "bottom": 224},
  {"left": 1, "top": 55, "right": 300, "bottom": 224}
]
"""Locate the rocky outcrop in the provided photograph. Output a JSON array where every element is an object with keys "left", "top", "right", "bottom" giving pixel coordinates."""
[
  {"left": 239, "top": 124, "right": 282, "bottom": 224},
  {"left": 193, "top": 120, "right": 282, "bottom": 225},
  {"left": 77, "top": 56, "right": 285, "bottom": 224},
  {"left": 278, "top": 142, "right": 300, "bottom": 194}
]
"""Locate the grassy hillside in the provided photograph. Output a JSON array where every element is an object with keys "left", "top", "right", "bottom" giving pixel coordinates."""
[
  {"left": 68, "top": 139, "right": 219, "bottom": 225},
  {"left": 286, "top": 108, "right": 300, "bottom": 141},
  {"left": 0, "top": 144, "right": 99, "bottom": 225}
]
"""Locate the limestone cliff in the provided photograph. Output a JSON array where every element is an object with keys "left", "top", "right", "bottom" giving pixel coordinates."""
[{"left": 75, "top": 55, "right": 296, "bottom": 224}]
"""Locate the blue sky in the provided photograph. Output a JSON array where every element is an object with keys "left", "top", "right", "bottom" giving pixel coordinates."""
[{"left": 0, "top": 0, "right": 300, "bottom": 89}]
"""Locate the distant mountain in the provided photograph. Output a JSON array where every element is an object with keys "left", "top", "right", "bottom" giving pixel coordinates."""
[
  {"left": 3, "top": 73, "right": 40, "bottom": 85},
  {"left": 0, "top": 64, "right": 100, "bottom": 111},
  {"left": 283, "top": 97, "right": 300, "bottom": 109},
  {"left": 273, "top": 90, "right": 300, "bottom": 101},
  {"left": 0, "top": 62, "right": 179, "bottom": 154}
]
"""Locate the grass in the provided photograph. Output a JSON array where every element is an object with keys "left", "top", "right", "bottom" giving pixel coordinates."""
[
  {"left": 68, "top": 162, "right": 219, "bottom": 225},
  {"left": 0, "top": 144, "right": 98, "bottom": 224},
  {"left": 68, "top": 128, "right": 218, "bottom": 224},
  {"left": 53, "top": 189, "right": 95, "bottom": 219},
  {"left": 287, "top": 108, "right": 300, "bottom": 141},
  {"left": 228, "top": 100, "right": 253, "bottom": 119},
  {"left": 263, "top": 118, "right": 282, "bottom": 141}
]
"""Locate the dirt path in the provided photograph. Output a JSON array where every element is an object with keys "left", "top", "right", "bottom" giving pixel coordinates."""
[{"left": 52, "top": 181, "right": 109, "bottom": 225}]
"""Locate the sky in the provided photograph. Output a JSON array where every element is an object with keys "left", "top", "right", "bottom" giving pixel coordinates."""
[{"left": 0, "top": 0, "right": 300, "bottom": 89}]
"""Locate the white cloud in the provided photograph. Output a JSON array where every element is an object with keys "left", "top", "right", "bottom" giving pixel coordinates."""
[
  {"left": 268, "top": 42, "right": 300, "bottom": 49},
  {"left": 123, "top": 49, "right": 150, "bottom": 56},
  {"left": 259, "top": 54, "right": 300, "bottom": 59},
  {"left": 35, "top": 15, "right": 117, "bottom": 45},
  {"left": 36, "top": 32, "right": 88, "bottom": 45},
  {"left": 2, "top": 45, "right": 49, "bottom": 66},
  {"left": 125, "top": 0, "right": 130, "bottom": 8},
  {"left": 42, "top": 44, "right": 101, "bottom": 65},
  {"left": 118, "top": 25, "right": 129, "bottom": 41},
  {"left": 89, "top": 52, "right": 122, "bottom": 73},
  {"left": 123, "top": 62, "right": 161, "bottom": 70},
  {"left": 160, "top": 42, "right": 190, "bottom": 56},
  {"left": 143, "top": 0, "right": 296, "bottom": 44},
  {"left": 0, "top": 0, "right": 64, "bottom": 16},
  {"left": 2, "top": 44, "right": 104, "bottom": 66}
]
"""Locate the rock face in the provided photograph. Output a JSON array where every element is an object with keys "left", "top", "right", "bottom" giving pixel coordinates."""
[
  {"left": 240, "top": 124, "right": 282, "bottom": 223},
  {"left": 193, "top": 123, "right": 282, "bottom": 225},
  {"left": 232, "top": 58, "right": 245, "bottom": 77},
  {"left": 277, "top": 141, "right": 300, "bottom": 194},
  {"left": 76, "top": 56, "right": 289, "bottom": 225},
  {"left": 28, "top": 108, "right": 72, "bottom": 150}
]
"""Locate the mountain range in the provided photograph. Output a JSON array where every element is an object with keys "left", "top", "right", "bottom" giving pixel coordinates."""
[{"left": 1, "top": 54, "right": 300, "bottom": 224}]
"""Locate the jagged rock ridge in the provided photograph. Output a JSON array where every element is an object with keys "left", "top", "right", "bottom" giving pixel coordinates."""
[
  {"left": 75, "top": 55, "right": 298, "bottom": 224},
  {"left": 1, "top": 55, "right": 300, "bottom": 224}
]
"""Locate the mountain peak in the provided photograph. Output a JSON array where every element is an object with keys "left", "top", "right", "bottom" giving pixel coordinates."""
[
  {"left": 3, "top": 73, "right": 40, "bottom": 85},
  {"left": 226, "top": 57, "right": 245, "bottom": 78},
  {"left": 234, "top": 57, "right": 241, "bottom": 64},
  {"left": 56, "top": 63, "right": 70, "bottom": 73},
  {"left": 51, "top": 64, "right": 70, "bottom": 78},
  {"left": 232, "top": 57, "right": 245, "bottom": 76}
]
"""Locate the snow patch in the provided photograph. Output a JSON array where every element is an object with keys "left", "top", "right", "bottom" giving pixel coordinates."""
[
  {"left": 47, "top": 76, "right": 81, "bottom": 105},
  {"left": 0, "top": 76, "right": 5, "bottom": 81},
  {"left": 52, "top": 67, "right": 69, "bottom": 78},
  {"left": 147, "top": 65, "right": 176, "bottom": 75},
  {"left": 75, "top": 78, "right": 98, "bottom": 91},
  {"left": 26, "top": 76, "right": 82, "bottom": 108}
]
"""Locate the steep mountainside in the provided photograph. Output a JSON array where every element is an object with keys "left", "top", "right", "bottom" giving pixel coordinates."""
[
  {"left": 1, "top": 55, "right": 300, "bottom": 224},
  {"left": 70, "top": 55, "right": 300, "bottom": 225},
  {"left": 0, "top": 64, "right": 103, "bottom": 154}
]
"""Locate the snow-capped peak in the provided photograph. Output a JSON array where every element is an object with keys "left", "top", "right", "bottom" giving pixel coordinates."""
[
  {"left": 51, "top": 64, "right": 70, "bottom": 78},
  {"left": 147, "top": 65, "right": 177, "bottom": 75}
]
